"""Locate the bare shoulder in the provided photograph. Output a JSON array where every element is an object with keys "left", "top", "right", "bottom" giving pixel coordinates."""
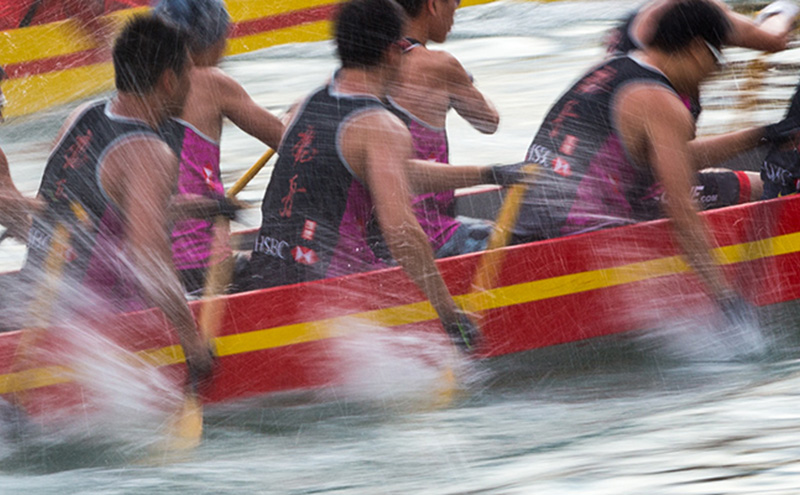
[
  {"left": 616, "top": 82, "right": 692, "bottom": 128},
  {"left": 402, "top": 49, "right": 462, "bottom": 85},
  {"left": 187, "top": 66, "right": 244, "bottom": 102},
  {"left": 203, "top": 66, "right": 240, "bottom": 89},
  {"left": 106, "top": 134, "right": 176, "bottom": 173},
  {"left": 66, "top": 100, "right": 97, "bottom": 121},
  {"left": 340, "top": 107, "right": 411, "bottom": 176},
  {"left": 204, "top": 66, "right": 255, "bottom": 111},
  {"left": 431, "top": 49, "right": 470, "bottom": 81},
  {"left": 101, "top": 134, "right": 177, "bottom": 206},
  {"left": 344, "top": 107, "right": 410, "bottom": 145}
]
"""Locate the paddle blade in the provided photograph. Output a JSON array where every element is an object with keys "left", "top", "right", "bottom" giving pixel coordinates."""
[
  {"left": 431, "top": 365, "right": 457, "bottom": 409},
  {"left": 164, "top": 394, "right": 203, "bottom": 451}
]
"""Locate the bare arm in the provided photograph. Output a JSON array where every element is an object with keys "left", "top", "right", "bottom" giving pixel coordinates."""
[
  {"left": 727, "top": 6, "right": 791, "bottom": 53},
  {"left": 168, "top": 193, "right": 245, "bottom": 221},
  {"left": 446, "top": 54, "right": 499, "bottom": 135},
  {"left": 169, "top": 194, "right": 220, "bottom": 220},
  {"left": 688, "top": 127, "right": 766, "bottom": 170},
  {"left": 342, "top": 112, "right": 459, "bottom": 322},
  {"left": 0, "top": 146, "right": 41, "bottom": 239},
  {"left": 632, "top": 0, "right": 790, "bottom": 53},
  {"left": 406, "top": 159, "right": 493, "bottom": 194},
  {"left": 102, "top": 138, "right": 211, "bottom": 373},
  {"left": 216, "top": 69, "right": 284, "bottom": 150},
  {"left": 637, "top": 89, "right": 731, "bottom": 299}
]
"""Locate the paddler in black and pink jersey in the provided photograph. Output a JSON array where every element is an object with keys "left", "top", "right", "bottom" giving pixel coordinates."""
[
  {"left": 153, "top": 0, "right": 284, "bottom": 295},
  {"left": 388, "top": 0, "right": 500, "bottom": 258},
  {"left": 0, "top": 65, "right": 42, "bottom": 241},
  {"left": 512, "top": 0, "right": 800, "bottom": 315},
  {"left": 606, "top": 0, "right": 797, "bottom": 122},
  {"left": 608, "top": 0, "right": 796, "bottom": 57},
  {"left": 245, "top": 0, "right": 521, "bottom": 351},
  {"left": 601, "top": 0, "right": 799, "bottom": 210},
  {"left": 22, "top": 16, "right": 213, "bottom": 384}
]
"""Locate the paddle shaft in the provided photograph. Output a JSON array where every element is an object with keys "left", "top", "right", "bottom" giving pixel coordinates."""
[
  {"left": 227, "top": 148, "right": 276, "bottom": 198},
  {"left": 197, "top": 147, "right": 277, "bottom": 338},
  {"left": 171, "top": 146, "right": 278, "bottom": 448},
  {"left": 470, "top": 164, "right": 538, "bottom": 294}
]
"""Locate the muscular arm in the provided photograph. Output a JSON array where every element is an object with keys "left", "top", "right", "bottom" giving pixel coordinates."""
[
  {"left": 0, "top": 146, "right": 41, "bottom": 238},
  {"left": 446, "top": 53, "right": 499, "bottom": 135},
  {"left": 688, "top": 127, "right": 766, "bottom": 170},
  {"left": 632, "top": 0, "right": 790, "bottom": 53},
  {"left": 629, "top": 87, "right": 731, "bottom": 299},
  {"left": 406, "top": 159, "right": 493, "bottom": 194},
  {"left": 727, "top": 6, "right": 791, "bottom": 53},
  {"left": 216, "top": 69, "right": 284, "bottom": 150},
  {"left": 101, "top": 138, "right": 209, "bottom": 366},
  {"left": 617, "top": 85, "right": 731, "bottom": 299},
  {"left": 341, "top": 112, "right": 459, "bottom": 322}
]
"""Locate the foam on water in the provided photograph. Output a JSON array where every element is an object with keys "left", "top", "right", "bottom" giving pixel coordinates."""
[
  {"left": 0, "top": 290, "right": 187, "bottom": 468},
  {"left": 318, "top": 318, "right": 480, "bottom": 413}
]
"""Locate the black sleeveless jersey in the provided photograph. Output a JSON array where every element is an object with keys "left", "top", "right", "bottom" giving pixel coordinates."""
[
  {"left": 247, "top": 84, "right": 389, "bottom": 289},
  {"left": 25, "top": 100, "right": 159, "bottom": 289},
  {"left": 514, "top": 56, "right": 679, "bottom": 242},
  {"left": 606, "top": 10, "right": 702, "bottom": 120}
]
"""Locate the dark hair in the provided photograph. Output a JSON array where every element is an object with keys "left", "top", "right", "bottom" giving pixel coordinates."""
[
  {"left": 113, "top": 15, "right": 189, "bottom": 94},
  {"left": 649, "top": 0, "right": 730, "bottom": 53},
  {"left": 394, "top": 0, "right": 425, "bottom": 18},
  {"left": 334, "top": 0, "right": 405, "bottom": 69},
  {"left": 153, "top": 0, "right": 230, "bottom": 53}
]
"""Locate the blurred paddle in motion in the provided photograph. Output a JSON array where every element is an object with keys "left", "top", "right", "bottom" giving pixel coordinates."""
[{"left": 165, "top": 148, "right": 277, "bottom": 450}]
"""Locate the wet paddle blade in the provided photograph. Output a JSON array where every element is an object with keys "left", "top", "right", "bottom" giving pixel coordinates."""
[
  {"left": 431, "top": 364, "right": 457, "bottom": 409},
  {"left": 164, "top": 394, "right": 203, "bottom": 451}
]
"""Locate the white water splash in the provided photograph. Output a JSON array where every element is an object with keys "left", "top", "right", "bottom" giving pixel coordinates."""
[
  {"left": 9, "top": 297, "right": 184, "bottom": 452},
  {"left": 319, "top": 318, "right": 475, "bottom": 413}
]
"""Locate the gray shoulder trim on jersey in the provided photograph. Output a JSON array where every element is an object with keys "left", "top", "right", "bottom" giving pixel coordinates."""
[
  {"left": 386, "top": 96, "right": 446, "bottom": 132},
  {"left": 335, "top": 105, "right": 392, "bottom": 184},
  {"left": 95, "top": 132, "right": 167, "bottom": 208},
  {"left": 171, "top": 118, "right": 220, "bottom": 146}
]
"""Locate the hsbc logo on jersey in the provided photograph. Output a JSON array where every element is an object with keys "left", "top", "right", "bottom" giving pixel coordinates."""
[
  {"left": 525, "top": 144, "right": 553, "bottom": 166},
  {"left": 301, "top": 219, "right": 317, "bottom": 241},
  {"left": 559, "top": 135, "right": 578, "bottom": 156},
  {"left": 552, "top": 156, "right": 572, "bottom": 177},
  {"left": 202, "top": 164, "right": 216, "bottom": 190},
  {"left": 254, "top": 235, "right": 290, "bottom": 259},
  {"left": 292, "top": 246, "right": 318, "bottom": 265}
]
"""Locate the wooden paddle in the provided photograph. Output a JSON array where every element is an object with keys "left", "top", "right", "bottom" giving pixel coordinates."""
[
  {"left": 469, "top": 164, "right": 539, "bottom": 298},
  {"left": 227, "top": 148, "right": 277, "bottom": 198},
  {"left": 427, "top": 164, "right": 538, "bottom": 408},
  {"left": 167, "top": 148, "right": 277, "bottom": 450}
]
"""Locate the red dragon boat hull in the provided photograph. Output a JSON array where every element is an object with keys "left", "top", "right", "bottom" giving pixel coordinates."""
[{"left": 2, "top": 190, "right": 799, "bottom": 420}]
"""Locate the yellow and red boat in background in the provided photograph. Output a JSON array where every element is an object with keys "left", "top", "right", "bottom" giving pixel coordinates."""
[{"left": 0, "top": 0, "right": 498, "bottom": 119}]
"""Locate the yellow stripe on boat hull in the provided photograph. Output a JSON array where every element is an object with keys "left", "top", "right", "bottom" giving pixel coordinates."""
[{"left": 1, "top": 230, "right": 796, "bottom": 396}]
